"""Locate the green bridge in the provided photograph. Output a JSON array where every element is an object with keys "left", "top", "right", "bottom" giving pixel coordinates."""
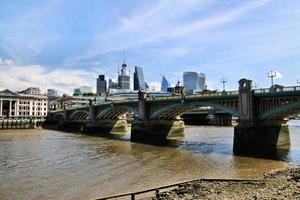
[{"left": 47, "top": 79, "right": 300, "bottom": 153}]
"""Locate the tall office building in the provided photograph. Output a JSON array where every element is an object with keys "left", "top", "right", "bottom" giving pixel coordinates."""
[
  {"left": 145, "top": 81, "right": 150, "bottom": 90},
  {"left": 118, "top": 62, "right": 130, "bottom": 89},
  {"left": 96, "top": 75, "right": 107, "bottom": 95},
  {"left": 79, "top": 86, "right": 93, "bottom": 94},
  {"left": 73, "top": 88, "right": 81, "bottom": 95},
  {"left": 183, "top": 71, "right": 206, "bottom": 94},
  {"left": 73, "top": 86, "right": 93, "bottom": 95},
  {"left": 108, "top": 79, "right": 118, "bottom": 89},
  {"left": 161, "top": 75, "right": 171, "bottom": 92},
  {"left": 133, "top": 66, "right": 146, "bottom": 91}
]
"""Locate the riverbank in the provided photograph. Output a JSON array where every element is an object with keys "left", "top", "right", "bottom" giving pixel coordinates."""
[
  {"left": 154, "top": 166, "right": 300, "bottom": 199},
  {"left": 0, "top": 119, "right": 44, "bottom": 129}
]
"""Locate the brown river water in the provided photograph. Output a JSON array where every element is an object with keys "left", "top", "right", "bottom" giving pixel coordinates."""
[{"left": 0, "top": 121, "right": 300, "bottom": 200}]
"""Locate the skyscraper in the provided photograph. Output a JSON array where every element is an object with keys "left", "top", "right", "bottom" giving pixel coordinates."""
[
  {"left": 108, "top": 79, "right": 118, "bottom": 89},
  {"left": 96, "top": 75, "right": 107, "bottom": 95},
  {"left": 145, "top": 81, "right": 150, "bottom": 90},
  {"left": 79, "top": 86, "right": 93, "bottom": 94},
  {"left": 161, "top": 75, "right": 170, "bottom": 92},
  {"left": 133, "top": 66, "right": 146, "bottom": 91},
  {"left": 118, "top": 62, "right": 130, "bottom": 89},
  {"left": 183, "top": 71, "right": 206, "bottom": 94}
]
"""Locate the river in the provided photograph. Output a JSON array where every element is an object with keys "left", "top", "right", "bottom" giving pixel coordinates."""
[{"left": 0, "top": 121, "right": 300, "bottom": 200}]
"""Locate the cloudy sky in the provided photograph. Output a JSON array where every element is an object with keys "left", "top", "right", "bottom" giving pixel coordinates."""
[{"left": 0, "top": 0, "right": 300, "bottom": 94}]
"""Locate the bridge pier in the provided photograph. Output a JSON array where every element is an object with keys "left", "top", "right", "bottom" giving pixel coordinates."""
[
  {"left": 49, "top": 119, "right": 128, "bottom": 134},
  {"left": 233, "top": 120, "right": 289, "bottom": 153},
  {"left": 131, "top": 118, "right": 185, "bottom": 141},
  {"left": 212, "top": 113, "right": 232, "bottom": 126},
  {"left": 84, "top": 119, "right": 128, "bottom": 134}
]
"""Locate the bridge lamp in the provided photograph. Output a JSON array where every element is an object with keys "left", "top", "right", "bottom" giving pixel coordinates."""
[
  {"left": 220, "top": 77, "right": 227, "bottom": 91},
  {"left": 252, "top": 82, "right": 259, "bottom": 89},
  {"left": 268, "top": 71, "right": 277, "bottom": 87}
]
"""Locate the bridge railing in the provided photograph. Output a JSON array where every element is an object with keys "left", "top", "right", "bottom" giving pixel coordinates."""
[
  {"left": 254, "top": 86, "right": 300, "bottom": 94},
  {"left": 147, "top": 90, "right": 239, "bottom": 101}
]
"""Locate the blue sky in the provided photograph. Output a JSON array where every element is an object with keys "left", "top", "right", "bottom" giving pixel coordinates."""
[{"left": 0, "top": 0, "right": 300, "bottom": 93}]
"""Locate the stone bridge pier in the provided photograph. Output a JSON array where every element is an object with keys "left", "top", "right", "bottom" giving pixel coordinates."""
[
  {"left": 131, "top": 91, "right": 185, "bottom": 141},
  {"left": 233, "top": 79, "right": 288, "bottom": 153},
  {"left": 234, "top": 119, "right": 288, "bottom": 153}
]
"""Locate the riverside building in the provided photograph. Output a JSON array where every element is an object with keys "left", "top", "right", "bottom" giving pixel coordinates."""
[
  {"left": 0, "top": 88, "right": 48, "bottom": 119},
  {"left": 48, "top": 95, "right": 95, "bottom": 111}
]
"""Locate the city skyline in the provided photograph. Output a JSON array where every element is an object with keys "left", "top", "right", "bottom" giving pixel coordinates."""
[{"left": 0, "top": 0, "right": 300, "bottom": 93}]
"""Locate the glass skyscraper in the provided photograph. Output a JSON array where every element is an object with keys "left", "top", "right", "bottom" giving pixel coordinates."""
[
  {"left": 96, "top": 75, "right": 107, "bottom": 95},
  {"left": 161, "top": 75, "right": 170, "bottom": 92},
  {"left": 183, "top": 71, "right": 206, "bottom": 94},
  {"left": 133, "top": 66, "right": 146, "bottom": 91},
  {"left": 118, "top": 63, "right": 130, "bottom": 89}
]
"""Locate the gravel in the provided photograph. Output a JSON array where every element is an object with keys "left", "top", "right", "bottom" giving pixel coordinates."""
[{"left": 153, "top": 166, "right": 300, "bottom": 200}]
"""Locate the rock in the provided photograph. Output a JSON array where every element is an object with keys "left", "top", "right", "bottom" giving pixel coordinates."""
[{"left": 153, "top": 167, "right": 300, "bottom": 200}]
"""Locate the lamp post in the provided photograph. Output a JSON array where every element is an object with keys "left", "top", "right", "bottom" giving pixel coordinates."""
[
  {"left": 220, "top": 77, "right": 227, "bottom": 92},
  {"left": 252, "top": 82, "right": 259, "bottom": 89},
  {"left": 268, "top": 71, "right": 277, "bottom": 87}
]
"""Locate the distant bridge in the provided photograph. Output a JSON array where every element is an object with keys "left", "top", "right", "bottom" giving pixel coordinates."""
[{"left": 47, "top": 79, "right": 300, "bottom": 153}]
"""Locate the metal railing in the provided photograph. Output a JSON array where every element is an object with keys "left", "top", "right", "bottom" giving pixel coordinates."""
[
  {"left": 147, "top": 90, "right": 239, "bottom": 101},
  {"left": 254, "top": 86, "right": 300, "bottom": 94}
]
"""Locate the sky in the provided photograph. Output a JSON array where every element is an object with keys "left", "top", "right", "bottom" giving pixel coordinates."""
[{"left": 0, "top": 0, "right": 300, "bottom": 94}]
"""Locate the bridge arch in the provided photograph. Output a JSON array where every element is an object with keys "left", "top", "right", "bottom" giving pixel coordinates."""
[
  {"left": 69, "top": 110, "right": 89, "bottom": 120},
  {"left": 96, "top": 105, "right": 139, "bottom": 120},
  {"left": 150, "top": 102, "right": 240, "bottom": 120},
  {"left": 258, "top": 101, "right": 300, "bottom": 121},
  {"left": 52, "top": 112, "right": 64, "bottom": 121}
]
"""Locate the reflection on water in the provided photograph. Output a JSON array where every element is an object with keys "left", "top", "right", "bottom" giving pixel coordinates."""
[{"left": 0, "top": 121, "right": 299, "bottom": 200}]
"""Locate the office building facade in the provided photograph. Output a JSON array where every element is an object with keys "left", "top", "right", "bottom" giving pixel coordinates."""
[
  {"left": 0, "top": 88, "right": 48, "bottom": 119},
  {"left": 74, "top": 86, "right": 93, "bottom": 95},
  {"left": 183, "top": 71, "right": 206, "bottom": 94},
  {"left": 118, "top": 63, "right": 130, "bottom": 89},
  {"left": 133, "top": 66, "right": 146, "bottom": 91},
  {"left": 161, "top": 75, "right": 171, "bottom": 92},
  {"left": 97, "top": 75, "right": 107, "bottom": 95}
]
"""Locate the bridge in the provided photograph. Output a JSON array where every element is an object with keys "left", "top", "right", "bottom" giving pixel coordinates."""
[{"left": 47, "top": 79, "right": 300, "bottom": 153}]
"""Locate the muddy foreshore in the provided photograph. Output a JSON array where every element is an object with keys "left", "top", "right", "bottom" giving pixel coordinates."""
[{"left": 154, "top": 166, "right": 300, "bottom": 200}]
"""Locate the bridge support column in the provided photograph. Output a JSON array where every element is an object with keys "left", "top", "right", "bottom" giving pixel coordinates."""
[
  {"left": 84, "top": 119, "right": 128, "bottom": 134},
  {"left": 213, "top": 113, "right": 232, "bottom": 126},
  {"left": 131, "top": 118, "right": 185, "bottom": 141},
  {"left": 233, "top": 120, "right": 288, "bottom": 153}
]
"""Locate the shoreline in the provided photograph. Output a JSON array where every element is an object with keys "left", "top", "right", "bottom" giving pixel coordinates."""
[
  {"left": 92, "top": 165, "right": 300, "bottom": 200},
  {"left": 154, "top": 165, "right": 300, "bottom": 200}
]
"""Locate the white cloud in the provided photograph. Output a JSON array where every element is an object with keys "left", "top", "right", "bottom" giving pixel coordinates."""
[
  {"left": 77, "top": 0, "right": 273, "bottom": 62},
  {"left": 168, "top": 0, "right": 273, "bottom": 38},
  {"left": 272, "top": 71, "right": 283, "bottom": 79},
  {"left": 0, "top": 61, "right": 97, "bottom": 94},
  {"left": 148, "top": 81, "right": 161, "bottom": 91},
  {"left": 0, "top": 57, "right": 14, "bottom": 65}
]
